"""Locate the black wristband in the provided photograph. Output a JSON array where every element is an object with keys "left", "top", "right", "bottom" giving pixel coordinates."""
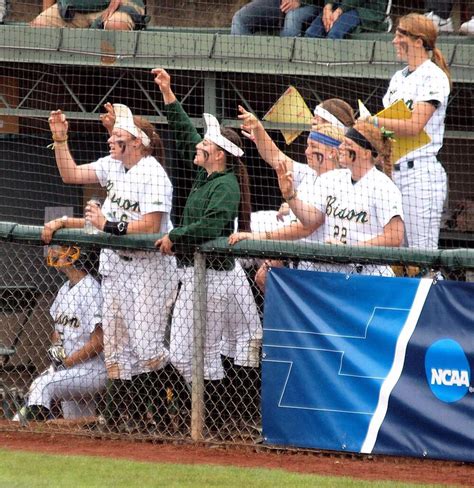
[{"left": 103, "top": 220, "right": 129, "bottom": 236}]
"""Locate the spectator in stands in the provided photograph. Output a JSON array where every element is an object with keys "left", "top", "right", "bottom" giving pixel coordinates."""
[
  {"left": 231, "top": 0, "right": 321, "bottom": 37},
  {"left": 424, "top": 1, "right": 454, "bottom": 32},
  {"left": 0, "top": 0, "right": 6, "bottom": 24},
  {"left": 16, "top": 245, "right": 106, "bottom": 422},
  {"left": 459, "top": 16, "right": 474, "bottom": 35},
  {"left": 365, "top": 13, "right": 451, "bottom": 249},
  {"left": 425, "top": 2, "right": 474, "bottom": 35},
  {"left": 30, "top": 0, "right": 148, "bottom": 30},
  {"left": 305, "top": 0, "right": 388, "bottom": 38}
]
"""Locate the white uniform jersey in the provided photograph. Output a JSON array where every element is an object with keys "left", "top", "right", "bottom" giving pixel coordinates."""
[
  {"left": 250, "top": 210, "right": 295, "bottom": 233},
  {"left": 49, "top": 275, "right": 103, "bottom": 367},
  {"left": 92, "top": 155, "right": 173, "bottom": 233},
  {"left": 298, "top": 167, "right": 404, "bottom": 245},
  {"left": 383, "top": 59, "right": 450, "bottom": 164},
  {"left": 292, "top": 160, "right": 318, "bottom": 190}
]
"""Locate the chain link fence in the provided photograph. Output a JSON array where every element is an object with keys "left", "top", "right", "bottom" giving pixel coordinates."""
[{"left": 1, "top": 228, "right": 472, "bottom": 444}]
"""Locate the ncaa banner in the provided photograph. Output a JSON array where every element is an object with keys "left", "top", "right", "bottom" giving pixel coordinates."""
[{"left": 262, "top": 268, "right": 473, "bottom": 462}]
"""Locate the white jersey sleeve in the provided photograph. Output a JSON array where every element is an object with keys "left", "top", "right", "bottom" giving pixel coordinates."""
[
  {"left": 292, "top": 161, "right": 317, "bottom": 190},
  {"left": 92, "top": 155, "right": 173, "bottom": 233},
  {"left": 137, "top": 157, "right": 173, "bottom": 216},
  {"left": 91, "top": 156, "right": 114, "bottom": 187},
  {"left": 78, "top": 276, "right": 103, "bottom": 334},
  {"left": 372, "top": 171, "right": 404, "bottom": 227}
]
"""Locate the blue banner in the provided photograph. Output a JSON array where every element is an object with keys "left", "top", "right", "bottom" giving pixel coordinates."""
[{"left": 262, "top": 268, "right": 473, "bottom": 462}]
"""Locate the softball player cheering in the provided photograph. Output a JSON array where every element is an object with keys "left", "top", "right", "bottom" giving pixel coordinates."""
[
  {"left": 367, "top": 13, "right": 451, "bottom": 249},
  {"left": 152, "top": 68, "right": 261, "bottom": 426},
  {"left": 45, "top": 105, "right": 175, "bottom": 429},
  {"left": 229, "top": 120, "right": 347, "bottom": 287},
  {"left": 18, "top": 246, "right": 106, "bottom": 421},
  {"left": 270, "top": 120, "right": 404, "bottom": 278}
]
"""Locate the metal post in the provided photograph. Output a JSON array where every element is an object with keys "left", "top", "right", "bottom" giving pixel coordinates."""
[
  {"left": 191, "top": 251, "right": 207, "bottom": 440},
  {"left": 203, "top": 76, "right": 217, "bottom": 117}
]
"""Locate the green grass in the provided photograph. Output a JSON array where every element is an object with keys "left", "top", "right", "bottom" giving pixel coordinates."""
[{"left": 0, "top": 448, "right": 448, "bottom": 488}]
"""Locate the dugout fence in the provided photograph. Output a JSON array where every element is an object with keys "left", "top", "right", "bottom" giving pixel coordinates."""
[
  {"left": 1, "top": 4, "right": 473, "bottom": 454},
  {"left": 0, "top": 225, "right": 473, "bottom": 445}
]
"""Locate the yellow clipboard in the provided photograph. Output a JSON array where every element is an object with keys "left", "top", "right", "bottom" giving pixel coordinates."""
[
  {"left": 263, "top": 86, "right": 312, "bottom": 145},
  {"left": 358, "top": 99, "right": 431, "bottom": 163}
]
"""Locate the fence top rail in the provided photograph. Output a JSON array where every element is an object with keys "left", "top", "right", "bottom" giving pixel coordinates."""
[
  {"left": 0, "top": 25, "right": 472, "bottom": 82},
  {"left": 1, "top": 222, "right": 473, "bottom": 269}
]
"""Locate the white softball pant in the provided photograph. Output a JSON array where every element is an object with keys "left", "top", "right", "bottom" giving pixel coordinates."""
[
  {"left": 393, "top": 158, "right": 447, "bottom": 249},
  {"left": 170, "top": 263, "right": 262, "bottom": 383},
  {"left": 220, "top": 260, "right": 262, "bottom": 368},
  {"left": 27, "top": 363, "right": 107, "bottom": 418},
  {"left": 101, "top": 251, "right": 178, "bottom": 380}
]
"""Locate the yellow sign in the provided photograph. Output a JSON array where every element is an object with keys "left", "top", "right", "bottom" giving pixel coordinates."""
[
  {"left": 358, "top": 99, "right": 431, "bottom": 163},
  {"left": 263, "top": 86, "right": 312, "bottom": 145}
]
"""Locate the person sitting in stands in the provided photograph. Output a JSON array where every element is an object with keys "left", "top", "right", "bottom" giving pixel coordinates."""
[
  {"left": 30, "top": 0, "right": 148, "bottom": 30},
  {"left": 305, "top": 0, "right": 388, "bottom": 39},
  {"left": 231, "top": 0, "right": 322, "bottom": 37}
]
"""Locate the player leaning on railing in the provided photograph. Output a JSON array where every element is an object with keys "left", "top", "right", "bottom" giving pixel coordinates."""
[
  {"left": 44, "top": 104, "right": 176, "bottom": 432},
  {"left": 151, "top": 68, "right": 262, "bottom": 431}
]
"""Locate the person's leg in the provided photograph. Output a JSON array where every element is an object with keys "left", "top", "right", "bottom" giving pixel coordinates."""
[
  {"left": 281, "top": 4, "right": 320, "bottom": 37},
  {"left": 393, "top": 161, "right": 447, "bottom": 249},
  {"left": 231, "top": 0, "right": 282, "bottom": 35},
  {"left": 327, "top": 9, "right": 360, "bottom": 39},
  {"left": 169, "top": 269, "right": 194, "bottom": 383},
  {"left": 30, "top": 4, "right": 70, "bottom": 28},
  {"left": 304, "top": 13, "right": 326, "bottom": 38}
]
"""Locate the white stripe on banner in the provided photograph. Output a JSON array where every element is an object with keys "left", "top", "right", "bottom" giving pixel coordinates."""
[{"left": 360, "top": 278, "right": 432, "bottom": 454}]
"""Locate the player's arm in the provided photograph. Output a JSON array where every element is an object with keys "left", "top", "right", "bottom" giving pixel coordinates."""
[
  {"left": 375, "top": 102, "right": 436, "bottom": 137},
  {"left": 228, "top": 220, "right": 315, "bottom": 245},
  {"left": 238, "top": 105, "right": 294, "bottom": 172},
  {"left": 48, "top": 110, "right": 99, "bottom": 185},
  {"left": 153, "top": 68, "right": 202, "bottom": 167},
  {"left": 63, "top": 325, "right": 104, "bottom": 368},
  {"left": 276, "top": 160, "right": 325, "bottom": 229},
  {"left": 357, "top": 216, "right": 405, "bottom": 247},
  {"left": 41, "top": 216, "right": 87, "bottom": 244},
  {"left": 125, "top": 211, "right": 163, "bottom": 234}
]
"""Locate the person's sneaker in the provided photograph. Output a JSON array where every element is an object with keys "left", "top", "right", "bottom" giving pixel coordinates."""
[
  {"left": 425, "top": 11, "right": 454, "bottom": 33},
  {"left": 459, "top": 17, "right": 474, "bottom": 36}
]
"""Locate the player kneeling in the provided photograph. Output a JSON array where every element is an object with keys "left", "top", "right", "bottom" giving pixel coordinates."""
[{"left": 16, "top": 245, "right": 107, "bottom": 422}]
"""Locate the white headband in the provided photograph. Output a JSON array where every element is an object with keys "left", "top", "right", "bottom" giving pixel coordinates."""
[
  {"left": 113, "top": 104, "right": 150, "bottom": 148},
  {"left": 203, "top": 113, "right": 244, "bottom": 158},
  {"left": 313, "top": 105, "right": 346, "bottom": 129}
]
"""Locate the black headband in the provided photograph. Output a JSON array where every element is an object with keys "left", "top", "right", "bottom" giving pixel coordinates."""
[
  {"left": 396, "top": 27, "right": 432, "bottom": 51},
  {"left": 345, "top": 128, "right": 378, "bottom": 157}
]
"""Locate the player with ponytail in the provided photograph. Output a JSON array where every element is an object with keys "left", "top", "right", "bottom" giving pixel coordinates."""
[{"left": 366, "top": 13, "right": 450, "bottom": 250}]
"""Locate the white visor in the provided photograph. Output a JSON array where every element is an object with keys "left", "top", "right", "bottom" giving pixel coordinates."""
[
  {"left": 313, "top": 105, "right": 346, "bottom": 129},
  {"left": 113, "top": 103, "right": 150, "bottom": 147},
  {"left": 203, "top": 113, "right": 244, "bottom": 158}
]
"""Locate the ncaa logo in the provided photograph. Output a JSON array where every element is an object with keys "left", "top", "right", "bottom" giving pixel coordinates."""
[{"left": 425, "top": 339, "right": 471, "bottom": 403}]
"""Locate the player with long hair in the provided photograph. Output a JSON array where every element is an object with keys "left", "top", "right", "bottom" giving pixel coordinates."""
[
  {"left": 152, "top": 68, "right": 261, "bottom": 429},
  {"left": 44, "top": 104, "right": 175, "bottom": 431},
  {"left": 276, "top": 120, "right": 405, "bottom": 264},
  {"left": 366, "top": 13, "right": 450, "bottom": 249}
]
